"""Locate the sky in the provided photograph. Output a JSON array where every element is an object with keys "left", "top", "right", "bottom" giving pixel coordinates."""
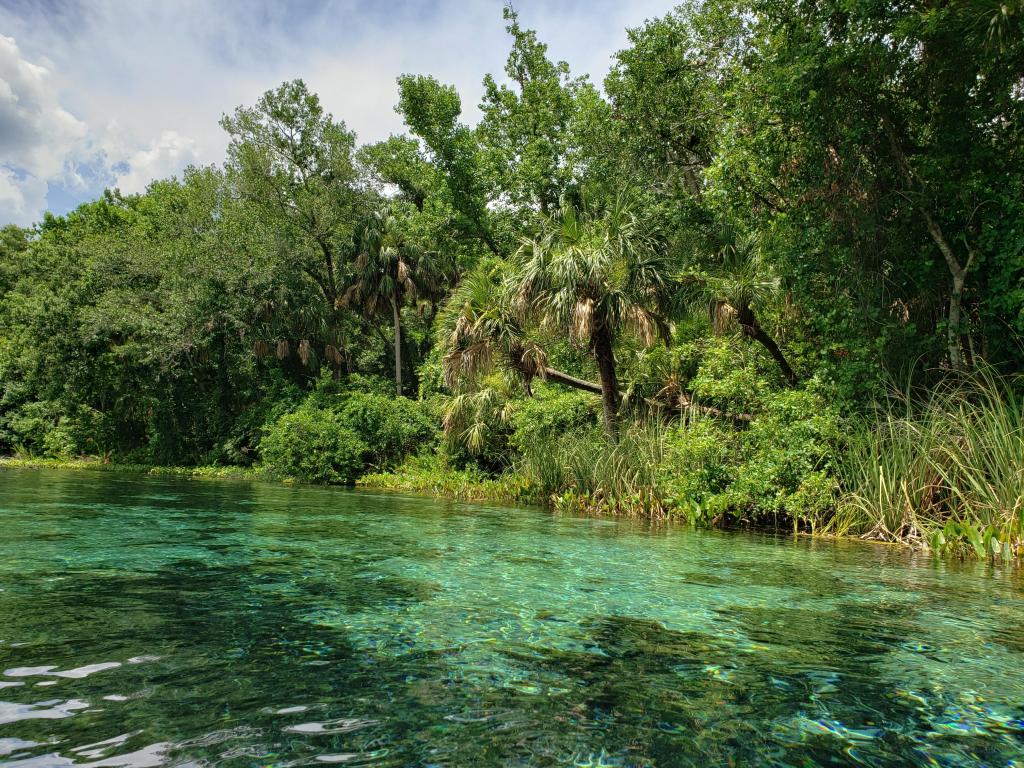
[{"left": 0, "top": 0, "right": 674, "bottom": 226}]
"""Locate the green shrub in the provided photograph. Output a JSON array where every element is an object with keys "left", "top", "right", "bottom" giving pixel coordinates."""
[
  {"left": 335, "top": 392, "right": 437, "bottom": 470},
  {"left": 2, "top": 400, "right": 116, "bottom": 459},
  {"left": 688, "top": 339, "right": 772, "bottom": 413},
  {"left": 261, "top": 408, "right": 367, "bottom": 484},
  {"left": 716, "top": 389, "right": 841, "bottom": 528},
  {"left": 257, "top": 383, "right": 439, "bottom": 484},
  {"left": 524, "top": 387, "right": 841, "bottom": 530},
  {"left": 509, "top": 387, "right": 598, "bottom": 455},
  {"left": 4, "top": 399, "right": 61, "bottom": 455},
  {"left": 660, "top": 419, "right": 733, "bottom": 512},
  {"left": 218, "top": 374, "right": 305, "bottom": 465},
  {"left": 41, "top": 406, "right": 115, "bottom": 458}
]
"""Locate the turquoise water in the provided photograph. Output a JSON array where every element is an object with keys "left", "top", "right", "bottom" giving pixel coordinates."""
[{"left": 1, "top": 470, "right": 1023, "bottom": 767}]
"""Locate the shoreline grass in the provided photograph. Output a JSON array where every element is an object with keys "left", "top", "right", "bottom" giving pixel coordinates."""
[
  {"left": 835, "top": 368, "right": 1023, "bottom": 561},
  {"left": 0, "top": 456, "right": 264, "bottom": 482},
  {"left": 358, "top": 456, "right": 527, "bottom": 503},
  {"left": 5, "top": 372, "right": 1022, "bottom": 570}
]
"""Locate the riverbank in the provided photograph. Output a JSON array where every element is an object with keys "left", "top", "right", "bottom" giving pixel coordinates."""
[
  {"left": 0, "top": 455, "right": 520, "bottom": 501},
  {"left": 5, "top": 453, "right": 1019, "bottom": 565},
  {"left": 0, "top": 456, "right": 263, "bottom": 481}
]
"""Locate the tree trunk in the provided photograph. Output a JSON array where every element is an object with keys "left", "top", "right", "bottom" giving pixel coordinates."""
[
  {"left": 948, "top": 269, "right": 966, "bottom": 372},
  {"left": 737, "top": 306, "right": 798, "bottom": 387},
  {"left": 314, "top": 237, "right": 338, "bottom": 306},
  {"left": 921, "top": 210, "right": 973, "bottom": 373},
  {"left": 592, "top": 326, "right": 620, "bottom": 437},
  {"left": 674, "top": 392, "right": 753, "bottom": 424},
  {"left": 392, "top": 298, "right": 402, "bottom": 396},
  {"left": 541, "top": 367, "right": 602, "bottom": 394},
  {"left": 884, "top": 121, "right": 973, "bottom": 373}
]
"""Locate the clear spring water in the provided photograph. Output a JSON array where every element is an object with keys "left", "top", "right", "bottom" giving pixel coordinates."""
[{"left": 1, "top": 469, "right": 1023, "bottom": 767}]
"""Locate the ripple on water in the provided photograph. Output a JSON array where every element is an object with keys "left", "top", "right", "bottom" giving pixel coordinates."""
[
  {"left": 1, "top": 470, "right": 1024, "bottom": 767},
  {"left": 0, "top": 742, "right": 171, "bottom": 768},
  {"left": 0, "top": 699, "right": 90, "bottom": 725},
  {"left": 283, "top": 719, "right": 378, "bottom": 735},
  {"left": 4, "top": 664, "right": 121, "bottom": 680}
]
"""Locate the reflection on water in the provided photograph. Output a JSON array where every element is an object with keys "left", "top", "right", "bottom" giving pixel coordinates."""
[{"left": 1, "top": 468, "right": 1023, "bottom": 766}]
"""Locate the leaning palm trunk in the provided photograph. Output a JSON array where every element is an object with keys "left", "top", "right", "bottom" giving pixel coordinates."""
[
  {"left": 736, "top": 305, "right": 797, "bottom": 387},
  {"left": 542, "top": 367, "right": 602, "bottom": 394},
  {"left": 392, "top": 298, "right": 402, "bottom": 396}
]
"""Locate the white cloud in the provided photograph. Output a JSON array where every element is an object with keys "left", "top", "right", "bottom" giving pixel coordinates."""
[
  {"left": 0, "top": 167, "right": 47, "bottom": 224},
  {"left": 0, "top": 34, "right": 88, "bottom": 224},
  {"left": 114, "top": 131, "right": 200, "bottom": 195},
  {"left": 0, "top": 0, "right": 674, "bottom": 225}
]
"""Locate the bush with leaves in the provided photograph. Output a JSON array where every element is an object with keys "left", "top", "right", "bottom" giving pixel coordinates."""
[
  {"left": 257, "top": 377, "right": 439, "bottom": 484},
  {"left": 43, "top": 406, "right": 116, "bottom": 459},
  {"left": 260, "top": 409, "right": 367, "bottom": 484},
  {"left": 509, "top": 387, "right": 598, "bottom": 454},
  {"left": 335, "top": 392, "right": 438, "bottom": 470},
  {"left": 704, "top": 388, "right": 841, "bottom": 528},
  {"left": 659, "top": 419, "right": 734, "bottom": 516}
]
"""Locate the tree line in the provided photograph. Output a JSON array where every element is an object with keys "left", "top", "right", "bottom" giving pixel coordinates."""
[{"left": 1, "top": 2, "right": 1022, "bottom": 551}]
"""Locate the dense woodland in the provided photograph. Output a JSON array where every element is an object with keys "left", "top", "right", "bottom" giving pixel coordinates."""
[{"left": 2, "top": 1, "right": 1022, "bottom": 558}]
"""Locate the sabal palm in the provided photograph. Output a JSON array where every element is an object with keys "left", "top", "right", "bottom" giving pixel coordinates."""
[
  {"left": 345, "top": 208, "right": 440, "bottom": 395},
  {"left": 680, "top": 230, "right": 798, "bottom": 386},
  {"left": 439, "top": 259, "right": 599, "bottom": 397},
  {"left": 441, "top": 383, "right": 517, "bottom": 458},
  {"left": 439, "top": 261, "right": 543, "bottom": 390},
  {"left": 511, "top": 192, "right": 672, "bottom": 434}
]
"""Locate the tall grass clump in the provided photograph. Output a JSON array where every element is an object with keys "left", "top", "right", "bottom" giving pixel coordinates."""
[
  {"left": 518, "top": 420, "right": 675, "bottom": 518},
  {"left": 838, "top": 367, "right": 1023, "bottom": 560}
]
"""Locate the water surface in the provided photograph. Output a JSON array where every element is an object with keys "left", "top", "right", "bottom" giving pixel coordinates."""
[{"left": 1, "top": 469, "right": 1023, "bottom": 767}]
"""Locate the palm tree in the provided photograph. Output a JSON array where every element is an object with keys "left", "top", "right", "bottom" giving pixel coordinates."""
[
  {"left": 439, "top": 259, "right": 600, "bottom": 397},
  {"left": 510, "top": 192, "right": 672, "bottom": 435},
  {"left": 344, "top": 207, "right": 443, "bottom": 395},
  {"left": 680, "top": 229, "right": 798, "bottom": 387}
]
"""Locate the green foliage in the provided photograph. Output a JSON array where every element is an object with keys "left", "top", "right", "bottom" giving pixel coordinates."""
[
  {"left": 509, "top": 387, "right": 597, "bottom": 455},
  {"left": 838, "top": 368, "right": 1024, "bottom": 559},
  {"left": 1, "top": 4, "right": 1022, "bottom": 561},
  {"left": 396, "top": 74, "right": 500, "bottom": 255},
  {"left": 513, "top": 389, "right": 839, "bottom": 530},
  {"left": 477, "top": 6, "right": 603, "bottom": 213},
  {"left": 359, "top": 453, "right": 526, "bottom": 503},
  {"left": 40, "top": 406, "right": 115, "bottom": 459},
  {"left": 659, "top": 420, "right": 733, "bottom": 513},
  {"left": 705, "top": 390, "right": 841, "bottom": 529},
  {"left": 257, "top": 377, "right": 438, "bottom": 484},
  {"left": 688, "top": 339, "right": 771, "bottom": 413},
  {"left": 439, "top": 380, "right": 518, "bottom": 472},
  {"left": 261, "top": 408, "right": 366, "bottom": 485},
  {"left": 526, "top": 422, "right": 673, "bottom": 516},
  {"left": 334, "top": 392, "right": 437, "bottom": 470}
]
